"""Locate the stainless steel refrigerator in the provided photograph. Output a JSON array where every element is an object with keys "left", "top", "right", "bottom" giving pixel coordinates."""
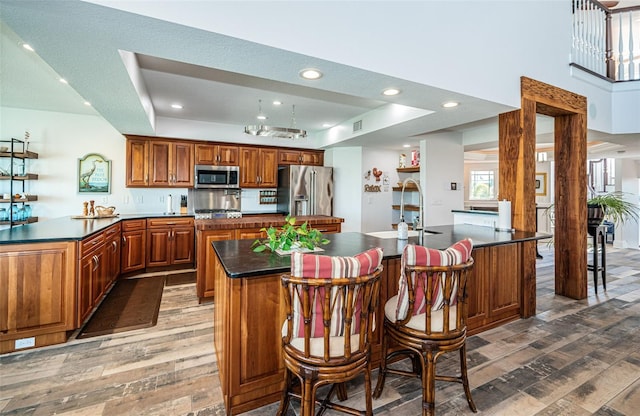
[{"left": 278, "top": 165, "right": 333, "bottom": 216}]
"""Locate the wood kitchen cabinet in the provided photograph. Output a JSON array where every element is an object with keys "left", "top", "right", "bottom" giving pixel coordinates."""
[
  {"left": 146, "top": 217, "right": 195, "bottom": 268},
  {"left": 77, "top": 223, "right": 121, "bottom": 326},
  {"left": 196, "top": 229, "right": 235, "bottom": 300},
  {"left": 277, "top": 149, "right": 324, "bottom": 166},
  {"left": 195, "top": 143, "right": 239, "bottom": 166},
  {"left": 120, "top": 219, "right": 146, "bottom": 274},
  {"left": 0, "top": 241, "right": 76, "bottom": 354},
  {"left": 125, "top": 136, "right": 194, "bottom": 187},
  {"left": 239, "top": 147, "right": 278, "bottom": 188}
]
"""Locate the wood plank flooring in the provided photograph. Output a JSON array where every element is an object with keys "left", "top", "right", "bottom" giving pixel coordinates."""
[{"left": 1, "top": 245, "right": 639, "bottom": 415}]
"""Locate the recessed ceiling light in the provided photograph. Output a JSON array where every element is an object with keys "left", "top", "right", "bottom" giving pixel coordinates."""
[
  {"left": 322, "top": 123, "right": 333, "bottom": 128},
  {"left": 383, "top": 88, "right": 401, "bottom": 96},
  {"left": 403, "top": 144, "right": 411, "bottom": 148},
  {"left": 84, "top": 101, "right": 91, "bottom": 106},
  {"left": 171, "top": 103, "right": 183, "bottom": 109},
  {"left": 442, "top": 101, "right": 459, "bottom": 108},
  {"left": 273, "top": 101, "right": 282, "bottom": 106},
  {"left": 300, "top": 68, "right": 323, "bottom": 80},
  {"left": 22, "top": 43, "right": 34, "bottom": 52},
  {"left": 59, "top": 78, "right": 68, "bottom": 84},
  {"left": 257, "top": 114, "right": 267, "bottom": 120}
]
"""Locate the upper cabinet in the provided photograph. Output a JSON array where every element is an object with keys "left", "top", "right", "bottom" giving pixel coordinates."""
[
  {"left": 195, "top": 143, "right": 239, "bottom": 166},
  {"left": 239, "top": 147, "right": 278, "bottom": 188},
  {"left": 278, "top": 149, "right": 324, "bottom": 166},
  {"left": 126, "top": 136, "right": 194, "bottom": 188}
]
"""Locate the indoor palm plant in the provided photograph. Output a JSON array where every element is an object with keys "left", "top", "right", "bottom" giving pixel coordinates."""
[
  {"left": 587, "top": 191, "right": 639, "bottom": 235},
  {"left": 251, "top": 215, "right": 330, "bottom": 253}
]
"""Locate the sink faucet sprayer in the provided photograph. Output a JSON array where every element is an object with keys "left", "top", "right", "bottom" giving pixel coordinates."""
[{"left": 398, "top": 177, "right": 424, "bottom": 239}]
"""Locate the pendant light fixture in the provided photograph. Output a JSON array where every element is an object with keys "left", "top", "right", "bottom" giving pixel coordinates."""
[{"left": 244, "top": 101, "right": 307, "bottom": 139}]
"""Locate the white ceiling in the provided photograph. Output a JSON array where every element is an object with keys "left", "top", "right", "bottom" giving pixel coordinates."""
[{"left": 1, "top": 0, "right": 638, "bottom": 159}]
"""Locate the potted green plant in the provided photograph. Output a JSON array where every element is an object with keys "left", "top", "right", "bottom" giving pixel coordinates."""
[
  {"left": 587, "top": 191, "right": 639, "bottom": 236},
  {"left": 251, "top": 215, "right": 330, "bottom": 253}
]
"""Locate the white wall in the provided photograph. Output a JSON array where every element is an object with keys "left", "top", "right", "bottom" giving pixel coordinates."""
[
  {"left": 325, "top": 147, "right": 362, "bottom": 233},
  {"left": 421, "top": 133, "right": 465, "bottom": 226},
  {"left": 615, "top": 159, "right": 640, "bottom": 249},
  {"left": 361, "top": 148, "right": 400, "bottom": 233}
]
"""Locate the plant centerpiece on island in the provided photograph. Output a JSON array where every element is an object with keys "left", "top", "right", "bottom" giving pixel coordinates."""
[{"left": 251, "top": 215, "right": 330, "bottom": 253}]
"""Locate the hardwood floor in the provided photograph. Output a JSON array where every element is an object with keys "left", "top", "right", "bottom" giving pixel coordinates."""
[{"left": 1, "top": 245, "right": 639, "bottom": 415}]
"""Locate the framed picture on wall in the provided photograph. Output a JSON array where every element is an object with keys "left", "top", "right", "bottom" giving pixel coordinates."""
[
  {"left": 535, "top": 172, "right": 547, "bottom": 196},
  {"left": 78, "top": 153, "right": 111, "bottom": 193}
]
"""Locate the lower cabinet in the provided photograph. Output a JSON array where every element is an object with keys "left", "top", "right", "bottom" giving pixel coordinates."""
[
  {"left": 0, "top": 241, "right": 76, "bottom": 354},
  {"left": 78, "top": 223, "right": 121, "bottom": 326},
  {"left": 121, "top": 219, "right": 146, "bottom": 274},
  {"left": 146, "top": 217, "right": 195, "bottom": 268},
  {"left": 196, "top": 229, "right": 235, "bottom": 300},
  {"left": 196, "top": 221, "right": 341, "bottom": 302}
]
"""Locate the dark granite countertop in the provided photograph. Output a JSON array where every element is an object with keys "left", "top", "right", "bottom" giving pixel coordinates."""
[
  {"left": 213, "top": 225, "right": 551, "bottom": 278},
  {"left": 0, "top": 213, "right": 194, "bottom": 244}
]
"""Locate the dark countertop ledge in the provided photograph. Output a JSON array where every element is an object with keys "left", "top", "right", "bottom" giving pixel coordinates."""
[
  {"left": 213, "top": 225, "right": 552, "bottom": 279},
  {"left": 0, "top": 213, "right": 194, "bottom": 244}
]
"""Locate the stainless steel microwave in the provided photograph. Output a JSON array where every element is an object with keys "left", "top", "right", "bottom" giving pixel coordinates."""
[{"left": 194, "top": 165, "right": 240, "bottom": 189}]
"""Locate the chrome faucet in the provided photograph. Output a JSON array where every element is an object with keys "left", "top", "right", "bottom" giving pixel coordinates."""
[{"left": 399, "top": 177, "right": 424, "bottom": 231}]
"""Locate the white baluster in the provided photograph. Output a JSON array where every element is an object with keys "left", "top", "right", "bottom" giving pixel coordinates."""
[{"left": 618, "top": 13, "right": 624, "bottom": 80}]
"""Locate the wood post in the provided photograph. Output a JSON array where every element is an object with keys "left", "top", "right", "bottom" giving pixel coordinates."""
[{"left": 498, "top": 77, "right": 588, "bottom": 317}]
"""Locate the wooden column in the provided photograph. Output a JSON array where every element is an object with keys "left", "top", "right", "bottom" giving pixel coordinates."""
[
  {"left": 498, "top": 77, "right": 588, "bottom": 317},
  {"left": 554, "top": 113, "right": 588, "bottom": 299}
]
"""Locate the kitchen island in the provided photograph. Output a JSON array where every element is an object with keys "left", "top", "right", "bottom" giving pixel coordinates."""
[{"left": 211, "top": 226, "right": 550, "bottom": 414}]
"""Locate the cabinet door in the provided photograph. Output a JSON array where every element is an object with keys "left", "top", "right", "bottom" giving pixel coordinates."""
[
  {"left": 172, "top": 142, "right": 194, "bottom": 187},
  {"left": 217, "top": 145, "right": 239, "bottom": 166},
  {"left": 147, "top": 227, "right": 172, "bottom": 267},
  {"left": 278, "top": 149, "right": 302, "bottom": 165},
  {"left": 149, "top": 141, "right": 172, "bottom": 187},
  {"left": 195, "top": 143, "right": 217, "bottom": 165},
  {"left": 126, "top": 139, "right": 149, "bottom": 186},
  {"left": 258, "top": 148, "right": 278, "bottom": 187},
  {"left": 121, "top": 229, "right": 146, "bottom": 274},
  {"left": 171, "top": 226, "right": 195, "bottom": 264},
  {"left": 196, "top": 229, "right": 235, "bottom": 299},
  {"left": 0, "top": 242, "right": 75, "bottom": 337},
  {"left": 78, "top": 250, "right": 98, "bottom": 325},
  {"left": 106, "top": 233, "right": 121, "bottom": 285},
  {"left": 239, "top": 147, "right": 260, "bottom": 187},
  {"left": 300, "top": 150, "right": 324, "bottom": 166}
]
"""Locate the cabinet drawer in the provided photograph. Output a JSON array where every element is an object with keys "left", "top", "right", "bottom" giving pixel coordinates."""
[
  {"left": 122, "top": 219, "right": 146, "bottom": 231},
  {"left": 80, "top": 232, "right": 104, "bottom": 254},
  {"left": 313, "top": 223, "right": 341, "bottom": 234},
  {"left": 103, "top": 223, "right": 121, "bottom": 238},
  {"left": 147, "top": 217, "right": 194, "bottom": 228}
]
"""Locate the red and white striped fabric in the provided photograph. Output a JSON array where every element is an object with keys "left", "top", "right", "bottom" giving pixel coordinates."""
[
  {"left": 289, "top": 247, "right": 383, "bottom": 338},
  {"left": 395, "top": 239, "right": 473, "bottom": 321}
]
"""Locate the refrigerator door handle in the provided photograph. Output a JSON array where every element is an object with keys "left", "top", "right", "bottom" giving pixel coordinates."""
[{"left": 310, "top": 170, "right": 316, "bottom": 215}]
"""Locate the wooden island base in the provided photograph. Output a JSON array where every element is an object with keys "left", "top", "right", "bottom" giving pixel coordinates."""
[{"left": 211, "top": 230, "right": 541, "bottom": 415}]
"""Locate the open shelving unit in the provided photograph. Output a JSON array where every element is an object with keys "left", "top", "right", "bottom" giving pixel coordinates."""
[
  {"left": 0, "top": 138, "right": 39, "bottom": 227},
  {"left": 392, "top": 165, "right": 421, "bottom": 229}
]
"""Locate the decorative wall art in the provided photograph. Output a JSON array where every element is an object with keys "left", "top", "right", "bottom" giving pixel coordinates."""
[
  {"left": 535, "top": 172, "right": 547, "bottom": 196},
  {"left": 78, "top": 153, "right": 111, "bottom": 194}
]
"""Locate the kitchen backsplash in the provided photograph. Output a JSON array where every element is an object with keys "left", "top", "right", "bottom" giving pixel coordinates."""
[{"left": 241, "top": 188, "right": 278, "bottom": 213}]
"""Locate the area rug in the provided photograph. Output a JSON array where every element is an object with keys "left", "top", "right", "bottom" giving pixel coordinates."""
[{"left": 77, "top": 277, "right": 165, "bottom": 339}]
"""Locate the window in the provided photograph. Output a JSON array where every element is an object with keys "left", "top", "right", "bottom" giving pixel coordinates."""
[{"left": 469, "top": 170, "right": 495, "bottom": 200}]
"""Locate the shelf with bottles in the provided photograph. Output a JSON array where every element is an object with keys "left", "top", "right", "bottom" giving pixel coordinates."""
[
  {"left": 1, "top": 137, "right": 39, "bottom": 227},
  {"left": 259, "top": 190, "right": 278, "bottom": 204}
]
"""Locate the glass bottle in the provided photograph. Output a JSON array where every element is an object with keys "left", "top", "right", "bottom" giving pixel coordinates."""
[
  {"left": 24, "top": 205, "right": 32, "bottom": 220},
  {"left": 0, "top": 208, "right": 7, "bottom": 221}
]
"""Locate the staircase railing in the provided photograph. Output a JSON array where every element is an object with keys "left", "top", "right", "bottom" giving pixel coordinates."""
[{"left": 572, "top": 0, "right": 640, "bottom": 81}]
